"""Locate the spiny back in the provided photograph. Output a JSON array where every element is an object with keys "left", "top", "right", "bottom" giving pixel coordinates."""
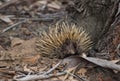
[{"left": 36, "top": 22, "right": 93, "bottom": 58}]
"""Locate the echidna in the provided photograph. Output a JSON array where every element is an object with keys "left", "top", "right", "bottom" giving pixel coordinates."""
[{"left": 36, "top": 22, "right": 93, "bottom": 59}]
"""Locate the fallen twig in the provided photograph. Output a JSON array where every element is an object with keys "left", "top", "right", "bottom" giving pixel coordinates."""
[
  {"left": 66, "top": 72, "right": 89, "bottom": 81},
  {"left": 14, "top": 61, "right": 63, "bottom": 81},
  {"left": 44, "top": 60, "right": 62, "bottom": 75},
  {"left": 14, "top": 61, "right": 85, "bottom": 81},
  {"left": 37, "top": 11, "right": 66, "bottom": 18},
  {"left": 0, "top": 0, "right": 35, "bottom": 9},
  {"left": 11, "top": 17, "right": 62, "bottom": 21},
  {"left": 63, "top": 66, "right": 88, "bottom": 81},
  {"left": 14, "top": 72, "right": 66, "bottom": 81},
  {"left": 0, "top": 0, "right": 18, "bottom": 9},
  {"left": 81, "top": 53, "right": 120, "bottom": 71},
  {"left": 10, "top": 11, "right": 66, "bottom": 21},
  {"left": 2, "top": 19, "right": 28, "bottom": 33}
]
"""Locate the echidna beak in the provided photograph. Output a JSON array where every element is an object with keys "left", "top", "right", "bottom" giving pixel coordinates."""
[{"left": 69, "top": 49, "right": 75, "bottom": 55}]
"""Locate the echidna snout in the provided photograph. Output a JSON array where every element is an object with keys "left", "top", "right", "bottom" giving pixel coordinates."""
[{"left": 61, "top": 39, "right": 77, "bottom": 57}]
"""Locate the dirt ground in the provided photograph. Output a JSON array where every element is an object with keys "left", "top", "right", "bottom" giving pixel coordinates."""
[{"left": 0, "top": 0, "right": 120, "bottom": 81}]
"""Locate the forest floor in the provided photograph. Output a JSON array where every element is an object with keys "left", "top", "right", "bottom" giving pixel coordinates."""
[{"left": 0, "top": 0, "right": 120, "bottom": 81}]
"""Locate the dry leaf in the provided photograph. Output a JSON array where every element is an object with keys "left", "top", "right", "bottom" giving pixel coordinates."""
[
  {"left": 48, "top": 2, "right": 61, "bottom": 10},
  {"left": 22, "top": 54, "right": 40, "bottom": 64},
  {"left": 77, "top": 68, "right": 87, "bottom": 77},
  {"left": 30, "top": 0, "right": 47, "bottom": 9},
  {"left": 23, "top": 65, "right": 32, "bottom": 72},
  {"left": 38, "top": 0, "right": 47, "bottom": 4},
  {"left": 0, "top": 15, "right": 13, "bottom": 25},
  {"left": 11, "top": 38, "right": 24, "bottom": 47}
]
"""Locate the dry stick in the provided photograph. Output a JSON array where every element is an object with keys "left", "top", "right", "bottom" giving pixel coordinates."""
[
  {"left": 81, "top": 54, "right": 120, "bottom": 71},
  {"left": 2, "top": 19, "right": 28, "bottom": 33},
  {"left": 66, "top": 72, "right": 89, "bottom": 81},
  {"left": 0, "top": 0, "right": 18, "bottom": 9},
  {"left": 44, "top": 60, "right": 62, "bottom": 75},
  {"left": 14, "top": 61, "right": 63, "bottom": 81},
  {"left": 14, "top": 71, "right": 66, "bottom": 81},
  {"left": 14, "top": 61, "right": 85, "bottom": 81},
  {"left": 11, "top": 11, "right": 66, "bottom": 21},
  {"left": 63, "top": 66, "right": 88, "bottom": 81},
  {"left": 0, "top": 0, "right": 35, "bottom": 9}
]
